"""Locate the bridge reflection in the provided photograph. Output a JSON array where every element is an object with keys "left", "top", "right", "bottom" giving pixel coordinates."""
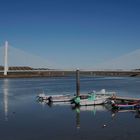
[{"left": 3, "top": 79, "right": 9, "bottom": 121}]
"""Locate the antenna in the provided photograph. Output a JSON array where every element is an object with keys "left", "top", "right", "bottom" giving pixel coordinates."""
[{"left": 4, "top": 41, "right": 8, "bottom": 76}]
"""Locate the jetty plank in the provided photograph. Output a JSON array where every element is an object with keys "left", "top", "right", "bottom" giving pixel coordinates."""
[{"left": 110, "top": 96, "right": 140, "bottom": 101}]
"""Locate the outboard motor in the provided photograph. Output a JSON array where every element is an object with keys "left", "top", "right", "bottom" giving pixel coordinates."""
[{"left": 48, "top": 96, "right": 53, "bottom": 102}]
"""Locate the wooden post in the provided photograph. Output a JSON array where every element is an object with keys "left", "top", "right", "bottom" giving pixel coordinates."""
[{"left": 76, "top": 69, "right": 80, "bottom": 96}]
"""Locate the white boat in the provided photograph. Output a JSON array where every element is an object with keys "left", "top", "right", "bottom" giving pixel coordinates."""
[
  {"left": 71, "top": 89, "right": 115, "bottom": 106},
  {"left": 37, "top": 98, "right": 71, "bottom": 106},
  {"left": 71, "top": 93, "right": 109, "bottom": 106},
  {"left": 37, "top": 93, "right": 73, "bottom": 102}
]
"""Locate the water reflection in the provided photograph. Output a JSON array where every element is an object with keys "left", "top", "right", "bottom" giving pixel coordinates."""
[
  {"left": 37, "top": 99, "right": 140, "bottom": 129},
  {"left": 73, "top": 105, "right": 107, "bottom": 113},
  {"left": 3, "top": 79, "right": 9, "bottom": 121},
  {"left": 110, "top": 108, "right": 140, "bottom": 119},
  {"left": 72, "top": 105, "right": 108, "bottom": 128},
  {"left": 1, "top": 77, "right": 140, "bottom": 140},
  {"left": 76, "top": 110, "right": 80, "bottom": 129},
  {"left": 135, "top": 110, "right": 140, "bottom": 118}
]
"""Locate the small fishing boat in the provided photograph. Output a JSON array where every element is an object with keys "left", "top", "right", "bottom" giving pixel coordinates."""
[
  {"left": 37, "top": 93, "right": 73, "bottom": 102},
  {"left": 112, "top": 104, "right": 138, "bottom": 110},
  {"left": 111, "top": 100, "right": 140, "bottom": 110},
  {"left": 71, "top": 89, "right": 115, "bottom": 106},
  {"left": 37, "top": 99, "right": 71, "bottom": 107},
  {"left": 71, "top": 93, "right": 108, "bottom": 106}
]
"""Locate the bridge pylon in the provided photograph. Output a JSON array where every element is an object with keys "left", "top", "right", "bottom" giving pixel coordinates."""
[{"left": 4, "top": 41, "right": 9, "bottom": 76}]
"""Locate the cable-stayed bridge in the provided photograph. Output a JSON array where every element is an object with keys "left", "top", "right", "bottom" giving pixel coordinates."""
[
  {"left": 0, "top": 41, "right": 140, "bottom": 77},
  {"left": 0, "top": 42, "right": 52, "bottom": 69}
]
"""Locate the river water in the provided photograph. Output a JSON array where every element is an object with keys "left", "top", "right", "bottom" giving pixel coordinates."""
[{"left": 0, "top": 76, "right": 140, "bottom": 140}]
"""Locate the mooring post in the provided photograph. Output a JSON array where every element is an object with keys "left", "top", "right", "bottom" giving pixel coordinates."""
[{"left": 76, "top": 69, "right": 80, "bottom": 96}]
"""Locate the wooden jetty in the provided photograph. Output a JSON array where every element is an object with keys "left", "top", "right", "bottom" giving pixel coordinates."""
[{"left": 110, "top": 96, "right": 140, "bottom": 102}]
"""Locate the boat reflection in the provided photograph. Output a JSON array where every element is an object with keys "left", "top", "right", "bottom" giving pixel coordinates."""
[
  {"left": 72, "top": 105, "right": 108, "bottom": 129},
  {"left": 135, "top": 110, "right": 140, "bottom": 118},
  {"left": 72, "top": 105, "right": 107, "bottom": 114},
  {"left": 109, "top": 106, "right": 140, "bottom": 119},
  {"left": 73, "top": 105, "right": 140, "bottom": 128}
]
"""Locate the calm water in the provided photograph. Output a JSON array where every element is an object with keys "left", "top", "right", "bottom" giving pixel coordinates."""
[{"left": 0, "top": 76, "right": 140, "bottom": 140}]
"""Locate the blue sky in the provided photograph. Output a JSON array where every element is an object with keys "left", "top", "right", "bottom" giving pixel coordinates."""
[{"left": 0, "top": 0, "right": 140, "bottom": 68}]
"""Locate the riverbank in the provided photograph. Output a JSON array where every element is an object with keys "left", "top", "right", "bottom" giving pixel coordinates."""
[{"left": 0, "top": 70, "right": 140, "bottom": 78}]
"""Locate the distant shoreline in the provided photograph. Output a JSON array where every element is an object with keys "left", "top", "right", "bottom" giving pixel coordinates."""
[{"left": 0, "top": 70, "right": 140, "bottom": 78}]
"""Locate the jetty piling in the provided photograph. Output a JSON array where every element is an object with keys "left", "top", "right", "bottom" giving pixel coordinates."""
[{"left": 76, "top": 69, "right": 80, "bottom": 96}]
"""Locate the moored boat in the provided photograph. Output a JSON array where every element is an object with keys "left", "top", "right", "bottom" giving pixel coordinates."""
[
  {"left": 111, "top": 100, "right": 140, "bottom": 110},
  {"left": 37, "top": 94, "right": 73, "bottom": 102},
  {"left": 112, "top": 104, "right": 137, "bottom": 110},
  {"left": 71, "top": 93, "right": 108, "bottom": 106},
  {"left": 71, "top": 89, "right": 116, "bottom": 106}
]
